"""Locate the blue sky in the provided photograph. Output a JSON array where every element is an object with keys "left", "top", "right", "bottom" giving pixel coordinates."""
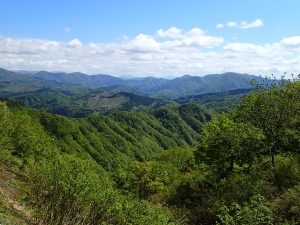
[{"left": 1, "top": 0, "right": 300, "bottom": 77}]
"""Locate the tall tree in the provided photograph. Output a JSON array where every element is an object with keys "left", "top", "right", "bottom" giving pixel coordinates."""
[
  {"left": 197, "top": 114, "right": 265, "bottom": 176},
  {"left": 234, "top": 75, "right": 300, "bottom": 164}
]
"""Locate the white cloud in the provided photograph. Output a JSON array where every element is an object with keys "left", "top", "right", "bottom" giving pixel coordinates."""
[
  {"left": 0, "top": 38, "right": 60, "bottom": 54},
  {"left": 227, "top": 22, "right": 238, "bottom": 27},
  {"left": 122, "top": 34, "right": 160, "bottom": 53},
  {"left": 122, "top": 35, "right": 130, "bottom": 41},
  {"left": 239, "top": 19, "right": 263, "bottom": 29},
  {"left": 223, "top": 19, "right": 263, "bottom": 29},
  {"left": 131, "top": 54, "right": 153, "bottom": 61},
  {"left": 281, "top": 36, "right": 300, "bottom": 49},
  {"left": 66, "top": 39, "right": 82, "bottom": 48},
  {"left": 65, "top": 27, "right": 71, "bottom": 32},
  {"left": 223, "top": 42, "right": 288, "bottom": 57},
  {"left": 186, "top": 28, "right": 205, "bottom": 37},
  {"left": 156, "top": 27, "right": 183, "bottom": 38},
  {"left": 216, "top": 23, "right": 224, "bottom": 29},
  {"left": 0, "top": 29, "right": 299, "bottom": 77}
]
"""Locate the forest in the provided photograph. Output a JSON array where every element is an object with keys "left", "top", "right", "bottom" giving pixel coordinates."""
[{"left": 1, "top": 74, "right": 300, "bottom": 224}]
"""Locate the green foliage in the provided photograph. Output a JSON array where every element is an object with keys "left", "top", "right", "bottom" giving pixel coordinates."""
[
  {"left": 3, "top": 73, "right": 300, "bottom": 224},
  {"left": 152, "top": 147, "right": 196, "bottom": 172},
  {"left": 0, "top": 100, "right": 184, "bottom": 225},
  {"left": 116, "top": 161, "right": 175, "bottom": 199},
  {"left": 196, "top": 114, "right": 265, "bottom": 175},
  {"left": 274, "top": 153, "right": 300, "bottom": 189},
  {"left": 28, "top": 103, "right": 211, "bottom": 171},
  {"left": 27, "top": 153, "right": 113, "bottom": 224},
  {"left": 235, "top": 77, "right": 300, "bottom": 164},
  {"left": 27, "top": 153, "right": 183, "bottom": 224},
  {"left": 217, "top": 195, "right": 273, "bottom": 225},
  {"left": 175, "top": 88, "right": 253, "bottom": 114},
  {"left": 272, "top": 185, "right": 300, "bottom": 223},
  {"left": 0, "top": 102, "right": 15, "bottom": 167}
]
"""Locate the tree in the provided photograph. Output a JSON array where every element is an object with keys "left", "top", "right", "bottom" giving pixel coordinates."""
[
  {"left": 217, "top": 195, "right": 273, "bottom": 225},
  {"left": 196, "top": 114, "right": 265, "bottom": 176},
  {"left": 0, "top": 101, "right": 15, "bottom": 167},
  {"left": 153, "top": 147, "right": 196, "bottom": 172},
  {"left": 116, "top": 161, "right": 176, "bottom": 199},
  {"left": 235, "top": 75, "right": 300, "bottom": 164}
]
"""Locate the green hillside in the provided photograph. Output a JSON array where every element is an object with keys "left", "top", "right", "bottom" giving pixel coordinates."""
[
  {"left": 2, "top": 77, "right": 300, "bottom": 224},
  {"left": 14, "top": 90, "right": 175, "bottom": 117},
  {"left": 175, "top": 88, "right": 253, "bottom": 113},
  {"left": 31, "top": 102, "right": 212, "bottom": 170},
  {"left": 0, "top": 100, "right": 188, "bottom": 224}
]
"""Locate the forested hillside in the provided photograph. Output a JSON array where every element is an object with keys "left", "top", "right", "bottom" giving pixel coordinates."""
[
  {"left": 0, "top": 101, "right": 187, "bottom": 224},
  {"left": 2, "top": 75, "right": 300, "bottom": 224},
  {"left": 175, "top": 88, "right": 253, "bottom": 113},
  {"left": 13, "top": 90, "right": 175, "bottom": 117},
  {"left": 31, "top": 103, "right": 213, "bottom": 170}
]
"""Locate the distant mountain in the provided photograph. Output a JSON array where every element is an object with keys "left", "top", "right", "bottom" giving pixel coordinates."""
[
  {"left": 0, "top": 68, "right": 61, "bottom": 96},
  {"left": 25, "top": 71, "right": 125, "bottom": 87},
  {"left": 14, "top": 69, "right": 262, "bottom": 98},
  {"left": 125, "top": 76, "right": 169, "bottom": 92},
  {"left": 0, "top": 68, "right": 174, "bottom": 116},
  {"left": 3, "top": 67, "right": 262, "bottom": 97},
  {"left": 0, "top": 68, "right": 94, "bottom": 98},
  {"left": 0, "top": 67, "right": 265, "bottom": 117},
  {"left": 101, "top": 85, "right": 146, "bottom": 96}
]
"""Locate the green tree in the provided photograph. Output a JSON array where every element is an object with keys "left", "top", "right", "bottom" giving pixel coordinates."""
[
  {"left": 197, "top": 114, "right": 265, "bottom": 175},
  {"left": 0, "top": 102, "right": 15, "bottom": 166},
  {"left": 235, "top": 76, "right": 300, "bottom": 164},
  {"left": 153, "top": 147, "right": 196, "bottom": 172},
  {"left": 217, "top": 195, "right": 273, "bottom": 225},
  {"left": 117, "top": 161, "right": 175, "bottom": 199}
]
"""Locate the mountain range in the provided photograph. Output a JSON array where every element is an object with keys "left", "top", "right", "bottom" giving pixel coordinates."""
[
  {"left": 11, "top": 69, "right": 261, "bottom": 97},
  {"left": 0, "top": 68, "right": 261, "bottom": 116}
]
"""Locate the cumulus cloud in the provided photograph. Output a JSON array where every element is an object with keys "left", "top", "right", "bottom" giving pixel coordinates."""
[
  {"left": 122, "top": 34, "right": 160, "bottom": 53},
  {"left": 186, "top": 28, "right": 205, "bottom": 37},
  {"left": 0, "top": 38, "right": 60, "bottom": 54},
  {"left": 223, "top": 42, "right": 288, "bottom": 58},
  {"left": 0, "top": 29, "right": 299, "bottom": 77},
  {"left": 156, "top": 27, "right": 205, "bottom": 39},
  {"left": 156, "top": 27, "right": 183, "bottom": 38},
  {"left": 227, "top": 22, "right": 238, "bottom": 27},
  {"left": 66, "top": 39, "right": 82, "bottom": 48},
  {"left": 280, "top": 36, "right": 300, "bottom": 49},
  {"left": 65, "top": 27, "right": 71, "bottom": 32},
  {"left": 165, "top": 36, "right": 224, "bottom": 49},
  {"left": 223, "top": 19, "right": 263, "bottom": 29},
  {"left": 216, "top": 23, "right": 224, "bottom": 29},
  {"left": 122, "top": 27, "right": 223, "bottom": 52},
  {"left": 239, "top": 19, "right": 263, "bottom": 29}
]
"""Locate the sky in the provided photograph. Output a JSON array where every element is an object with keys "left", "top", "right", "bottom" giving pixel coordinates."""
[{"left": 0, "top": 0, "right": 300, "bottom": 78}]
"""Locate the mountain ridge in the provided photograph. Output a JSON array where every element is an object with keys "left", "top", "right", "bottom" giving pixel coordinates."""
[{"left": 11, "top": 68, "right": 261, "bottom": 98}]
